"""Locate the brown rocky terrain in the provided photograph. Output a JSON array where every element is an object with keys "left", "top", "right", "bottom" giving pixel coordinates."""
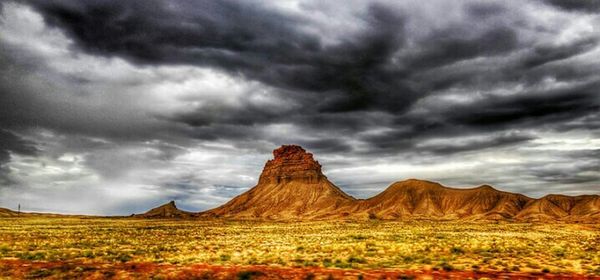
[
  {"left": 193, "top": 145, "right": 599, "bottom": 222},
  {"left": 135, "top": 201, "right": 195, "bottom": 218},
  {"left": 343, "top": 180, "right": 533, "bottom": 220},
  {"left": 516, "top": 194, "right": 600, "bottom": 222},
  {"left": 200, "top": 145, "right": 355, "bottom": 219},
  {"left": 4, "top": 145, "right": 596, "bottom": 222}
]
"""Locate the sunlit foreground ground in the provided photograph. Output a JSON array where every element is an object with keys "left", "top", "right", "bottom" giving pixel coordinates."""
[{"left": 0, "top": 218, "right": 599, "bottom": 279}]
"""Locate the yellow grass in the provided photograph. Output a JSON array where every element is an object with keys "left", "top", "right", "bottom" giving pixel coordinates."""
[{"left": 0, "top": 218, "right": 599, "bottom": 275}]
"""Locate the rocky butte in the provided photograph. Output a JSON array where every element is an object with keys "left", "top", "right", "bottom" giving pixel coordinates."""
[
  {"left": 139, "top": 145, "right": 600, "bottom": 222},
  {"left": 258, "top": 145, "right": 325, "bottom": 184},
  {"left": 200, "top": 145, "right": 355, "bottom": 219}
]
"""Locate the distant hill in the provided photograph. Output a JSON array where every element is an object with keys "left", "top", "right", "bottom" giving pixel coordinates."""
[
  {"left": 134, "top": 201, "right": 195, "bottom": 218},
  {"left": 4, "top": 145, "right": 598, "bottom": 222},
  {"left": 0, "top": 207, "right": 20, "bottom": 217},
  {"left": 0, "top": 207, "right": 68, "bottom": 217},
  {"left": 196, "top": 145, "right": 599, "bottom": 222},
  {"left": 516, "top": 194, "right": 600, "bottom": 222},
  {"left": 342, "top": 180, "right": 533, "bottom": 220}
]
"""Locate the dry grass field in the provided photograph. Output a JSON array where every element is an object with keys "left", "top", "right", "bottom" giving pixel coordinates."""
[{"left": 0, "top": 217, "right": 599, "bottom": 279}]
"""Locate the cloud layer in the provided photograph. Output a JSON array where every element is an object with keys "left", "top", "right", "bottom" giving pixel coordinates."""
[{"left": 0, "top": 0, "right": 598, "bottom": 214}]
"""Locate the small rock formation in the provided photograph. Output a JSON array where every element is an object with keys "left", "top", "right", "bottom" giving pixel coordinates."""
[
  {"left": 259, "top": 145, "right": 324, "bottom": 184},
  {"left": 136, "top": 200, "right": 194, "bottom": 218}
]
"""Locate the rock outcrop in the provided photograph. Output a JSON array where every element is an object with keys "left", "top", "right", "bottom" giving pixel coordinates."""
[
  {"left": 259, "top": 145, "right": 324, "bottom": 184},
  {"left": 201, "top": 145, "right": 355, "bottom": 219},
  {"left": 135, "top": 201, "right": 194, "bottom": 218},
  {"left": 140, "top": 145, "right": 600, "bottom": 222}
]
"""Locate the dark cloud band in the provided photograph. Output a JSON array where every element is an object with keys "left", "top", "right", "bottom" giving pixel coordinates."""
[{"left": 0, "top": 0, "right": 598, "bottom": 214}]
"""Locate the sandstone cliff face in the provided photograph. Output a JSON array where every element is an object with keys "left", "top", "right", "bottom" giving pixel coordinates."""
[{"left": 258, "top": 145, "right": 324, "bottom": 184}]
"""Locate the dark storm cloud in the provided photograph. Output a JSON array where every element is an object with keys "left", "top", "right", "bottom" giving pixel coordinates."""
[
  {"left": 24, "top": 0, "right": 417, "bottom": 114},
  {"left": 542, "top": 0, "right": 600, "bottom": 12},
  {"left": 418, "top": 133, "right": 536, "bottom": 155},
  {"left": 169, "top": 100, "right": 288, "bottom": 128},
  {"left": 406, "top": 27, "right": 519, "bottom": 70},
  {"left": 0, "top": 130, "right": 38, "bottom": 162},
  {"left": 0, "top": 129, "right": 38, "bottom": 185},
  {"left": 449, "top": 82, "right": 600, "bottom": 128},
  {"left": 43, "top": 0, "right": 312, "bottom": 67},
  {"left": 359, "top": 125, "right": 535, "bottom": 156},
  {"left": 294, "top": 138, "right": 354, "bottom": 154},
  {"left": 20, "top": 0, "right": 600, "bottom": 146},
  {"left": 520, "top": 38, "right": 598, "bottom": 69},
  {"left": 465, "top": 2, "right": 507, "bottom": 17},
  {"left": 413, "top": 38, "right": 600, "bottom": 96},
  {"left": 1, "top": 0, "right": 599, "bottom": 213},
  {"left": 361, "top": 79, "right": 599, "bottom": 154}
]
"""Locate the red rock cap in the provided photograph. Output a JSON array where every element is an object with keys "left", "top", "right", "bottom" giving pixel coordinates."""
[{"left": 259, "top": 145, "right": 324, "bottom": 184}]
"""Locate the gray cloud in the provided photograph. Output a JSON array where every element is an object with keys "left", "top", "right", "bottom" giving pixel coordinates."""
[
  {"left": 542, "top": 0, "right": 600, "bottom": 12},
  {"left": 0, "top": 129, "right": 38, "bottom": 162},
  {"left": 0, "top": 0, "right": 598, "bottom": 214},
  {"left": 448, "top": 82, "right": 600, "bottom": 128},
  {"left": 0, "top": 129, "right": 39, "bottom": 186},
  {"left": 416, "top": 133, "right": 536, "bottom": 155}
]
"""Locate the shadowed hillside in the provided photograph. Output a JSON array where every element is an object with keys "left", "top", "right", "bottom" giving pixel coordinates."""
[
  {"left": 344, "top": 180, "right": 532, "bottom": 220},
  {"left": 135, "top": 201, "right": 195, "bottom": 218},
  {"left": 517, "top": 194, "right": 600, "bottom": 222}
]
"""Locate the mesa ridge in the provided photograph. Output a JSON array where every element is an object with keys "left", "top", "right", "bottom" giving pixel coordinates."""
[
  {"left": 10, "top": 145, "right": 595, "bottom": 222},
  {"left": 172, "top": 145, "right": 597, "bottom": 222}
]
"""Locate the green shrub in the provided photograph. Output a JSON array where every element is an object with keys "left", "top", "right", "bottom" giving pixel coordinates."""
[
  {"left": 27, "top": 269, "right": 52, "bottom": 278},
  {"left": 552, "top": 247, "right": 566, "bottom": 258},
  {"left": 219, "top": 254, "right": 231, "bottom": 261},
  {"left": 117, "top": 253, "right": 132, "bottom": 262},
  {"left": 347, "top": 256, "right": 366, "bottom": 264}
]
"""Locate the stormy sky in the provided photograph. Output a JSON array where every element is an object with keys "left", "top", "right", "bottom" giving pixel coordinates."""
[{"left": 0, "top": 0, "right": 599, "bottom": 215}]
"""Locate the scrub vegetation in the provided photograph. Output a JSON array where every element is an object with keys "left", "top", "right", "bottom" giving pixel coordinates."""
[{"left": 0, "top": 218, "right": 599, "bottom": 279}]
